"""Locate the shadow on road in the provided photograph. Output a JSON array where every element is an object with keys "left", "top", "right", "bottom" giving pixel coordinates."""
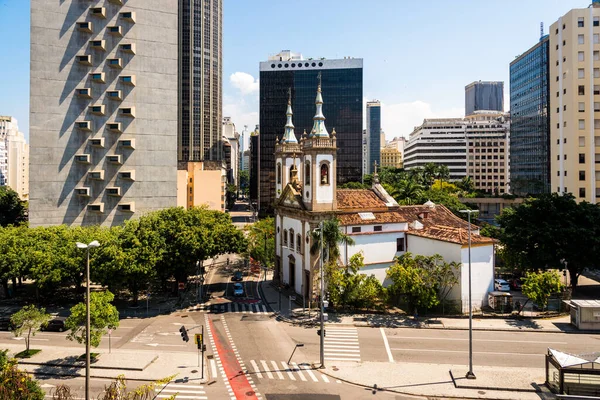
[{"left": 32, "top": 356, "right": 83, "bottom": 378}]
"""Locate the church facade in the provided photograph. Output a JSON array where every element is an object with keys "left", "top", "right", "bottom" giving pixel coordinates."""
[{"left": 273, "top": 84, "right": 496, "bottom": 313}]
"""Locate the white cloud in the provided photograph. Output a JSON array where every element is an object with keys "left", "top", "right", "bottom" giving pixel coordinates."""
[
  {"left": 230, "top": 72, "right": 259, "bottom": 96},
  {"left": 380, "top": 101, "right": 464, "bottom": 141}
]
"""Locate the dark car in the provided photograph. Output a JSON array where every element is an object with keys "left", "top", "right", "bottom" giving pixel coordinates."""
[
  {"left": 232, "top": 271, "right": 243, "bottom": 281},
  {"left": 0, "top": 316, "right": 13, "bottom": 331},
  {"left": 41, "top": 317, "right": 66, "bottom": 332},
  {"left": 509, "top": 278, "right": 523, "bottom": 290}
]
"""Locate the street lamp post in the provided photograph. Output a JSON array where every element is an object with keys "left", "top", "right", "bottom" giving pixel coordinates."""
[
  {"left": 76, "top": 240, "right": 100, "bottom": 400},
  {"left": 459, "top": 210, "right": 477, "bottom": 380},
  {"left": 313, "top": 221, "right": 325, "bottom": 368}
]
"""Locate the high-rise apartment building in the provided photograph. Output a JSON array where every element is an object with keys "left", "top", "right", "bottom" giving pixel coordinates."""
[
  {"left": 223, "top": 117, "right": 239, "bottom": 186},
  {"left": 365, "top": 100, "right": 381, "bottom": 174},
  {"left": 510, "top": 34, "right": 551, "bottom": 196},
  {"left": 465, "top": 81, "right": 504, "bottom": 116},
  {"left": 258, "top": 51, "right": 363, "bottom": 213},
  {"left": 550, "top": 2, "right": 600, "bottom": 202},
  {"left": 178, "top": 0, "right": 223, "bottom": 163},
  {"left": 29, "top": 1, "right": 178, "bottom": 226},
  {"left": 0, "top": 116, "right": 29, "bottom": 199}
]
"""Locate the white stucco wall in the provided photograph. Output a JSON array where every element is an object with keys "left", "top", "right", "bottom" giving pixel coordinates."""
[
  {"left": 303, "top": 155, "right": 311, "bottom": 202},
  {"left": 460, "top": 244, "right": 494, "bottom": 312},
  {"left": 280, "top": 216, "right": 304, "bottom": 294},
  {"left": 316, "top": 154, "right": 333, "bottom": 203}
]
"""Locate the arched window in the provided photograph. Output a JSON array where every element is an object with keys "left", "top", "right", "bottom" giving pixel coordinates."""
[
  {"left": 320, "top": 163, "right": 329, "bottom": 185},
  {"left": 297, "top": 234, "right": 302, "bottom": 253},
  {"left": 289, "top": 229, "right": 295, "bottom": 250},
  {"left": 283, "top": 229, "right": 288, "bottom": 246},
  {"left": 277, "top": 163, "right": 282, "bottom": 184},
  {"left": 305, "top": 161, "right": 311, "bottom": 185}
]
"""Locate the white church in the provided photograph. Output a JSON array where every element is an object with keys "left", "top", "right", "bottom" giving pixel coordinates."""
[{"left": 273, "top": 83, "right": 496, "bottom": 312}]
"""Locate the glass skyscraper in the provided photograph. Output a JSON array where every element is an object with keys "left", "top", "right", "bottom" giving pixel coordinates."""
[
  {"left": 465, "top": 81, "right": 504, "bottom": 116},
  {"left": 258, "top": 54, "right": 363, "bottom": 214},
  {"left": 366, "top": 101, "right": 381, "bottom": 174},
  {"left": 509, "top": 35, "right": 550, "bottom": 195}
]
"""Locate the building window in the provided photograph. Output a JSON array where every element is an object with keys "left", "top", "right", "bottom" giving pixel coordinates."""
[
  {"left": 396, "top": 237, "right": 405, "bottom": 252},
  {"left": 580, "top": 171, "right": 586, "bottom": 181},
  {"left": 595, "top": 103, "right": 600, "bottom": 112},
  {"left": 579, "top": 52, "right": 585, "bottom": 62},
  {"left": 596, "top": 85, "right": 600, "bottom": 95},
  {"left": 596, "top": 51, "right": 600, "bottom": 61},
  {"left": 283, "top": 230, "right": 288, "bottom": 247},
  {"left": 595, "top": 34, "right": 600, "bottom": 44},
  {"left": 579, "top": 102, "right": 586, "bottom": 112},
  {"left": 320, "top": 163, "right": 329, "bottom": 185},
  {"left": 579, "top": 85, "right": 585, "bottom": 95},
  {"left": 596, "top": 68, "right": 600, "bottom": 78},
  {"left": 578, "top": 17, "right": 585, "bottom": 27},
  {"left": 580, "top": 153, "right": 586, "bottom": 163},
  {"left": 289, "top": 229, "right": 295, "bottom": 250},
  {"left": 352, "top": 226, "right": 361, "bottom": 233},
  {"left": 374, "top": 225, "right": 382, "bottom": 232},
  {"left": 579, "top": 119, "right": 586, "bottom": 130},
  {"left": 305, "top": 161, "right": 310, "bottom": 185},
  {"left": 580, "top": 188, "right": 586, "bottom": 198},
  {"left": 297, "top": 234, "right": 302, "bottom": 253},
  {"left": 579, "top": 34, "right": 585, "bottom": 44},
  {"left": 579, "top": 68, "right": 585, "bottom": 79},
  {"left": 580, "top": 136, "right": 586, "bottom": 147},
  {"left": 595, "top": 16, "right": 600, "bottom": 27},
  {"left": 277, "top": 163, "right": 281, "bottom": 184},
  {"left": 595, "top": 119, "right": 600, "bottom": 129}
]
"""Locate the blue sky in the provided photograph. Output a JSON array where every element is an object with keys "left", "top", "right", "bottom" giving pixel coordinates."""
[{"left": 0, "top": 0, "right": 585, "bottom": 143}]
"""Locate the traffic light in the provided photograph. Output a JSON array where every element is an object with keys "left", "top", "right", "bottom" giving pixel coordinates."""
[
  {"left": 317, "top": 329, "right": 326, "bottom": 337},
  {"left": 179, "top": 326, "right": 189, "bottom": 342}
]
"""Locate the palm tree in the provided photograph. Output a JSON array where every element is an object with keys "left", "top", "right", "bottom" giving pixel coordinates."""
[
  {"left": 310, "top": 217, "right": 355, "bottom": 266},
  {"left": 437, "top": 165, "right": 450, "bottom": 190},
  {"left": 390, "top": 179, "right": 424, "bottom": 205},
  {"left": 423, "top": 163, "right": 439, "bottom": 188}
]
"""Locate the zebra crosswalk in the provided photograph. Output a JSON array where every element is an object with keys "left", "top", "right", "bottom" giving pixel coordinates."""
[
  {"left": 246, "top": 360, "right": 341, "bottom": 384},
  {"left": 155, "top": 383, "right": 207, "bottom": 399},
  {"left": 324, "top": 327, "right": 361, "bottom": 362},
  {"left": 210, "top": 303, "right": 269, "bottom": 314}
]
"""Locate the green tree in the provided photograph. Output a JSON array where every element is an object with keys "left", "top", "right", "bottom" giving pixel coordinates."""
[
  {"left": 0, "top": 186, "right": 27, "bottom": 227},
  {"left": 0, "top": 359, "right": 45, "bottom": 400},
  {"left": 310, "top": 217, "right": 355, "bottom": 266},
  {"left": 245, "top": 217, "right": 275, "bottom": 270},
  {"left": 65, "top": 290, "right": 120, "bottom": 348},
  {"left": 0, "top": 226, "right": 28, "bottom": 298},
  {"left": 386, "top": 253, "right": 439, "bottom": 314},
  {"left": 419, "top": 188, "right": 470, "bottom": 217},
  {"left": 388, "top": 179, "right": 424, "bottom": 205},
  {"left": 239, "top": 170, "right": 250, "bottom": 197},
  {"left": 10, "top": 305, "right": 51, "bottom": 353},
  {"left": 521, "top": 270, "right": 564, "bottom": 312},
  {"left": 226, "top": 183, "right": 237, "bottom": 210},
  {"left": 339, "top": 181, "right": 368, "bottom": 189},
  {"left": 423, "top": 163, "right": 439, "bottom": 187},
  {"left": 497, "top": 193, "right": 600, "bottom": 289},
  {"left": 436, "top": 164, "right": 450, "bottom": 190},
  {"left": 456, "top": 176, "right": 476, "bottom": 194}
]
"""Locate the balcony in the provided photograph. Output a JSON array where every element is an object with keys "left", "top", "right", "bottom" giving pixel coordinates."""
[
  {"left": 107, "top": 26, "right": 122, "bottom": 37},
  {"left": 106, "top": 90, "right": 122, "bottom": 101},
  {"left": 120, "top": 75, "right": 136, "bottom": 86},
  {"left": 87, "top": 203, "right": 104, "bottom": 213},
  {"left": 77, "top": 55, "right": 92, "bottom": 66},
  {"left": 106, "top": 187, "right": 121, "bottom": 197},
  {"left": 76, "top": 121, "right": 92, "bottom": 131},
  {"left": 106, "top": 155, "right": 122, "bottom": 164},
  {"left": 119, "top": 107, "right": 135, "bottom": 118},
  {"left": 118, "top": 138, "right": 135, "bottom": 149},
  {"left": 118, "top": 170, "right": 135, "bottom": 180},
  {"left": 76, "top": 88, "right": 92, "bottom": 99},
  {"left": 75, "top": 187, "right": 90, "bottom": 197},
  {"left": 90, "top": 7, "right": 106, "bottom": 19},
  {"left": 118, "top": 202, "right": 135, "bottom": 212},
  {"left": 89, "top": 105, "right": 105, "bottom": 116},
  {"left": 119, "top": 11, "right": 136, "bottom": 23},
  {"left": 89, "top": 40, "right": 106, "bottom": 51},
  {"left": 89, "top": 138, "right": 105, "bottom": 148},
  {"left": 89, "top": 72, "right": 106, "bottom": 83},
  {"left": 107, "top": 58, "right": 123, "bottom": 69},
  {"left": 119, "top": 43, "right": 136, "bottom": 54}
]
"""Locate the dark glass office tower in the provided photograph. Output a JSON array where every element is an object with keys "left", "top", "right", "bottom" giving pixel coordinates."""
[
  {"left": 258, "top": 54, "right": 363, "bottom": 213},
  {"left": 465, "top": 81, "right": 504, "bottom": 116},
  {"left": 367, "top": 101, "right": 381, "bottom": 174},
  {"left": 509, "top": 35, "right": 550, "bottom": 196},
  {"left": 178, "top": 0, "right": 223, "bottom": 162}
]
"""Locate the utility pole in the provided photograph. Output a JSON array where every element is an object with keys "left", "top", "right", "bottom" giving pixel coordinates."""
[
  {"left": 319, "top": 220, "right": 325, "bottom": 368},
  {"left": 460, "top": 209, "right": 477, "bottom": 380}
]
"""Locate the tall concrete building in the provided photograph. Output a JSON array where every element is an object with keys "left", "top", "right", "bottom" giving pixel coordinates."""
[
  {"left": 550, "top": 2, "right": 600, "bottom": 202},
  {"left": 0, "top": 116, "right": 29, "bottom": 199},
  {"left": 258, "top": 51, "right": 363, "bottom": 214},
  {"left": 365, "top": 100, "right": 381, "bottom": 174},
  {"left": 223, "top": 117, "right": 239, "bottom": 186},
  {"left": 510, "top": 33, "right": 551, "bottom": 196},
  {"left": 178, "top": 0, "right": 223, "bottom": 163},
  {"left": 465, "top": 81, "right": 504, "bottom": 116},
  {"left": 30, "top": 1, "right": 178, "bottom": 226}
]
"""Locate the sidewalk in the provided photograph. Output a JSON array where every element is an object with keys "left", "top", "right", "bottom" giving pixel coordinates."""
[
  {"left": 319, "top": 361, "right": 555, "bottom": 400},
  {"left": 259, "top": 277, "right": 577, "bottom": 333},
  {"left": 4, "top": 343, "right": 209, "bottom": 383}
]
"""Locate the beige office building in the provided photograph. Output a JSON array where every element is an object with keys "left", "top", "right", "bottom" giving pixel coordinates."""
[
  {"left": 0, "top": 116, "right": 29, "bottom": 200},
  {"left": 380, "top": 147, "right": 403, "bottom": 169},
  {"left": 550, "top": 3, "right": 600, "bottom": 201},
  {"left": 30, "top": 1, "right": 178, "bottom": 226}
]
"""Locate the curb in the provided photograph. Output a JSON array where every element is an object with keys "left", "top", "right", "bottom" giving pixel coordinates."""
[
  {"left": 315, "top": 368, "right": 530, "bottom": 400},
  {"left": 449, "top": 369, "right": 540, "bottom": 394}
]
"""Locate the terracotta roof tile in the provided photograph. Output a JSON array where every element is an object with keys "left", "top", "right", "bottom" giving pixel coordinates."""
[
  {"left": 336, "top": 189, "right": 388, "bottom": 211},
  {"left": 408, "top": 226, "right": 495, "bottom": 246}
]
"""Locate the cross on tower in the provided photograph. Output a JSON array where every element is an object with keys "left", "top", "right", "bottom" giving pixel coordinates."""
[{"left": 373, "top": 160, "right": 378, "bottom": 175}]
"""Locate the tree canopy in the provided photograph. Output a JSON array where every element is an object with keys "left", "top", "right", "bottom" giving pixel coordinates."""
[
  {"left": 10, "top": 305, "right": 51, "bottom": 353},
  {"left": 245, "top": 217, "right": 275, "bottom": 270},
  {"left": 497, "top": 193, "right": 600, "bottom": 288},
  {"left": 0, "top": 186, "right": 27, "bottom": 227},
  {"left": 65, "top": 290, "right": 120, "bottom": 348}
]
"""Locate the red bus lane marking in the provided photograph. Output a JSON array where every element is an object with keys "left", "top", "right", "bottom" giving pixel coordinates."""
[{"left": 207, "top": 317, "right": 258, "bottom": 400}]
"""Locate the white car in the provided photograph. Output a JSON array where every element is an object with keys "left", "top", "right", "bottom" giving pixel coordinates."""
[{"left": 494, "top": 279, "right": 510, "bottom": 292}]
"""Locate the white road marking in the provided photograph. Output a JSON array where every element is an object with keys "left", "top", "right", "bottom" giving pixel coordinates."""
[
  {"left": 271, "top": 360, "right": 284, "bottom": 380},
  {"left": 250, "top": 360, "right": 263, "bottom": 378},
  {"left": 291, "top": 362, "right": 307, "bottom": 381},
  {"left": 281, "top": 361, "right": 296, "bottom": 380},
  {"left": 387, "top": 336, "right": 568, "bottom": 344},
  {"left": 321, "top": 373, "right": 330, "bottom": 383},
  {"left": 300, "top": 364, "right": 319, "bottom": 382},
  {"left": 324, "top": 345, "right": 360, "bottom": 350},
  {"left": 325, "top": 357, "right": 362, "bottom": 361},
  {"left": 380, "top": 327, "right": 394, "bottom": 363},
  {"left": 260, "top": 360, "right": 274, "bottom": 379},
  {"left": 210, "top": 359, "right": 217, "bottom": 378},
  {"left": 390, "top": 348, "right": 543, "bottom": 356}
]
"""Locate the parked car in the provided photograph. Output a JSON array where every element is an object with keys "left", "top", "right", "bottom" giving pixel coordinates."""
[
  {"left": 233, "top": 283, "right": 244, "bottom": 297},
  {"left": 494, "top": 279, "right": 510, "bottom": 292},
  {"left": 0, "top": 316, "right": 14, "bottom": 331},
  {"left": 509, "top": 278, "right": 523, "bottom": 290},
  {"left": 41, "top": 317, "right": 66, "bottom": 332},
  {"left": 232, "top": 271, "right": 243, "bottom": 281}
]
